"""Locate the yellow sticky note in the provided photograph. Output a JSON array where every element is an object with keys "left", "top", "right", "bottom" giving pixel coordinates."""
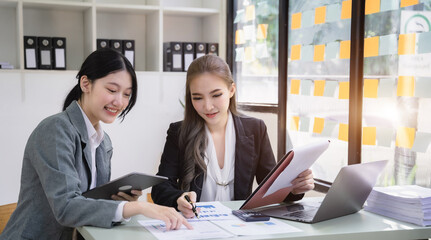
[
  {"left": 363, "top": 79, "right": 378, "bottom": 98},
  {"left": 401, "top": 0, "right": 419, "bottom": 8},
  {"left": 291, "top": 12, "right": 302, "bottom": 30},
  {"left": 339, "top": 81, "right": 350, "bottom": 99},
  {"left": 315, "top": 6, "right": 326, "bottom": 25},
  {"left": 340, "top": 40, "right": 351, "bottom": 59},
  {"left": 245, "top": 5, "right": 255, "bottom": 21},
  {"left": 398, "top": 33, "right": 416, "bottom": 55},
  {"left": 397, "top": 76, "right": 415, "bottom": 97},
  {"left": 395, "top": 127, "right": 415, "bottom": 149},
  {"left": 363, "top": 127, "right": 376, "bottom": 145},
  {"left": 257, "top": 24, "right": 268, "bottom": 40},
  {"left": 365, "top": 0, "right": 380, "bottom": 15},
  {"left": 364, "top": 36, "right": 379, "bottom": 57},
  {"left": 290, "top": 79, "right": 300, "bottom": 94},
  {"left": 314, "top": 80, "right": 325, "bottom": 96},
  {"left": 313, "top": 117, "right": 324, "bottom": 134},
  {"left": 341, "top": 0, "right": 352, "bottom": 19},
  {"left": 338, "top": 123, "right": 349, "bottom": 142},
  {"left": 244, "top": 47, "right": 253, "bottom": 61},
  {"left": 314, "top": 44, "right": 325, "bottom": 62},
  {"left": 291, "top": 44, "right": 301, "bottom": 60},
  {"left": 291, "top": 116, "right": 300, "bottom": 131},
  {"left": 235, "top": 29, "right": 245, "bottom": 45}
]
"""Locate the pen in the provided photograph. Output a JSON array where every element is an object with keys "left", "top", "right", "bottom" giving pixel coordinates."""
[{"left": 184, "top": 195, "right": 199, "bottom": 219}]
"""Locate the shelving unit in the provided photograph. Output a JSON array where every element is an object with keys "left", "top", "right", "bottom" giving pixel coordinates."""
[{"left": 0, "top": 0, "right": 225, "bottom": 72}]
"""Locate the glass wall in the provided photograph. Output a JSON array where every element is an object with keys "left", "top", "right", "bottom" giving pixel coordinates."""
[
  {"left": 286, "top": 0, "right": 352, "bottom": 182},
  {"left": 232, "top": 0, "right": 279, "bottom": 104},
  {"left": 362, "top": 0, "right": 431, "bottom": 187}
]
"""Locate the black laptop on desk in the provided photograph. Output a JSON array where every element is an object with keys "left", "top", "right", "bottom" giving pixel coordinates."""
[{"left": 256, "top": 160, "right": 388, "bottom": 223}]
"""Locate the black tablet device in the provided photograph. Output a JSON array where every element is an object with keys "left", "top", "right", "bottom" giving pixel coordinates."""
[{"left": 82, "top": 172, "right": 168, "bottom": 200}]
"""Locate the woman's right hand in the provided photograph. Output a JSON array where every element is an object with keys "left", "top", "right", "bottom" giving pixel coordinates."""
[
  {"left": 177, "top": 191, "right": 199, "bottom": 218},
  {"left": 123, "top": 202, "right": 192, "bottom": 230}
]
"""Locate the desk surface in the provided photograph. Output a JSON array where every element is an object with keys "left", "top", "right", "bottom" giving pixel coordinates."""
[{"left": 77, "top": 200, "right": 431, "bottom": 240}]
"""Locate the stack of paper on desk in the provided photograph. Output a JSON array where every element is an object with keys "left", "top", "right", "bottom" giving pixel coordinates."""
[{"left": 364, "top": 185, "right": 431, "bottom": 226}]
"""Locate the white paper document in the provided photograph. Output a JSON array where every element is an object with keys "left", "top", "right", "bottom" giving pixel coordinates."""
[
  {"left": 213, "top": 218, "right": 302, "bottom": 236},
  {"left": 138, "top": 219, "right": 233, "bottom": 240},
  {"left": 190, "top": 201, "right": 237, "bottom": 221},
  {"left": 264, "top": 140, "right": 330, "bottom": 197}
]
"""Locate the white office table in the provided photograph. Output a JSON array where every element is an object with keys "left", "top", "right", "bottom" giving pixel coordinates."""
[{"left": 77, "top": 200, "right": 431, "bottom": 240}]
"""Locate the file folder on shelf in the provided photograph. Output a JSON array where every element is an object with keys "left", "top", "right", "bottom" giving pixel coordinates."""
[
  {"left": 195, "top": 42, "right": 206, "bottom": 59},
  {"left": 97, "top": 39, "right": 110, "bottom": 50},
  {"left": 207, "top": 43, "right": 219, "bottom": 56},
  {"left": 122, "top": 40, "right": 135, "bottom": 68},
  {"left": 110, "top": 39, "right": 122, "bottom": 53},
  {"left": 183, "top": 42, "right": 194, "bottom": 71},
  {"left": 163, "top": 42, "right": 183, "bottom": 72},
  {"left": 37, "top": 37, "right": 52, "bottom": 69},
  {"left": 52, "top": 37, "right": 66, "bottom": 70},
  {"left": 24, "top": 36, "right": 38, "bottom": 69}
]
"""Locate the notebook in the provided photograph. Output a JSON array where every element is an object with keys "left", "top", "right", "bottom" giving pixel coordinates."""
[{"left": 256, "top": 160, "right": 388, "bottom": 223}]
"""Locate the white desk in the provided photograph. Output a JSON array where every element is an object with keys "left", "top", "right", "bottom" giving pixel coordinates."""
[{"left": 77, "top": 200, "right": 431, "bottom": 240}]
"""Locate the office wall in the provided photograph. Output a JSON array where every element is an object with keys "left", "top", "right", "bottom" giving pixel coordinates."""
[{"left": 0, "top": 72, "right": 186, "bottom": 205}]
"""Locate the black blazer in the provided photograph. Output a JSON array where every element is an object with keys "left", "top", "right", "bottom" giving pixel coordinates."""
[{"left": 151, "top": 114, "right": 303, "bottom": 208}]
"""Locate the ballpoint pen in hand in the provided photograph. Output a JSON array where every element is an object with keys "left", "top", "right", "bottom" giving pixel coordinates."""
[{"left": 184, "top": 195, "right": 199, "bottom": 219}]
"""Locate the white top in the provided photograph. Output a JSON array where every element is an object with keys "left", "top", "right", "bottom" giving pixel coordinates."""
[
  {"left": 77, "top": 104, "right": 126, "bottom": 222},
  {"left": 200, "top": 112, "right": 236, "bottom": 202}
]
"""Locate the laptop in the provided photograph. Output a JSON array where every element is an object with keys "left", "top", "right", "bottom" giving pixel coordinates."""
[{"left": 255, "top": 160, "right": 388, "bottom": 223}]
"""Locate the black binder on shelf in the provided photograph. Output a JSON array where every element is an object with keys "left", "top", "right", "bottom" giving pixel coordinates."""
[
  {"left": 97, "top": 39, "right": 110, "bottom": 50},
  {"left": 24, "top": 36, "right": 38, "bottom": 69},
  {"left": 37, "top": 37, "right": 52, "bottom": 69},
  {"left": 110, "top": 39, "right": 122, "bottom": 53},
  {"left": 183, "top": 42, "right": 194, "bottom": 71},
  {"left": 163, "top": 42, "right": 183, "bottom": 72},
  {"left": 195, "top": 42, "right": 206, "bottom": 59},
  {"left": 122, "top": 40, "right": 135, "bottom": 68},
  {"left": 52, "top": 37, "right": 66, "bottom": 70},
  {"left": 207, "top": 43, "right": 219, "bottom": 56}
]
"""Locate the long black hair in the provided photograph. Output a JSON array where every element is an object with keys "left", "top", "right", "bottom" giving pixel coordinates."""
[{"left": 63, "top": 48, "right": 137, "bottom": 121}]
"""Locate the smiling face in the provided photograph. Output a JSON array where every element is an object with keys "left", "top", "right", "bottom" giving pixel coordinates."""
[
  {"left": 189, "top": 73, "right": 236, "bottom": 130},
  {"left": 79, "top": 70, "right": 132, "bottom": 127}
]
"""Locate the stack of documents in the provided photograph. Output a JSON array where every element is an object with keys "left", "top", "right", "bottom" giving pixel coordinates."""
[{"left": 364, "top": 185, "right": 431, "bottom": 226}]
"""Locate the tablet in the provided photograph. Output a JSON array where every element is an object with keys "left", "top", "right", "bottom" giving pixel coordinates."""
[{"left": 82, "top": 172, "right": 168, "bottom": 200}]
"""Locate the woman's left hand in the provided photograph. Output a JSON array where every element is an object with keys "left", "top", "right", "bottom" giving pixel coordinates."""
[
  {"left": 111, "top": 190, "right": 143, "bottom": 201},
  {"left": 291, "top": 169, "right": 314, "bottom": 195}
]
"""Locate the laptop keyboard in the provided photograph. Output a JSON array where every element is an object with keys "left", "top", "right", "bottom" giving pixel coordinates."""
[{"left": 284, "top": 210, "right": 317, "bottom": 219}]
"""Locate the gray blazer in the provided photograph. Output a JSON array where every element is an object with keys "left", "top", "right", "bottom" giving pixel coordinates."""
[{"left": 1, "top": 101, "right": 120, "bottom": 240}]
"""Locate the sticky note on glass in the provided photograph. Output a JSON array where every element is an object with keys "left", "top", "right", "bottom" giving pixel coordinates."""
[
  {"left": 378, "top": 78, "right": 395, "bottom": 97},
  {"left": 379, "top": 34, "right": 398, "bottom": 55},
  {"left": 314, "top": 80, "right": 325, "bottom": 96},
  {"left": 235, "top": 47, "right": 244, "bottom": 62},
  {"left": 339, "top": 81, "right": 350, "bottom": 99},
  {"left": 365, "top": 0, "right": 380, "bottom": 15},
  {"left": 244, "top": 46, "right": 255, "bottom": 62},
  {"left": 290, "top": 116, "right": 300, "bottom": 131},
  {"left": 302, "top": 45, "right": 314, "bottom": 62},
  {"left": 314, "top": 6, "right": 326, "bottom": 25},
  {"left": 411, "top": 132, "right": 431, "bottom": 153},
  {"left": 381, "top": 0, "right": 399, "bottom": 11},
  {"left": 300, "top": 117, "right": 310, "bottom": 132},
  {"left": 324, "top": 81, "right": 338, "bottom": 97},
  {"left": 256, "top": 43, "right": 269, "bottom": 59},
  {"left": 290, "top": 79, "right": 300, "bottom": 94},
  {"left": 363, "top": 79, "right": 378, "bottom": 98},
  {"left": 314, "top": 45, "right": 325, "bottom": 62},
  {"left": 397, "top": 76, "right": 415, "bottom": 97},
  {"left": 363, "top": 127, "right": 377, "bottom": 145},
  {"left": 243, "top": 25, "right": 256, "bottom": 41},
  {"left": 338, "top": 123, "right": 349, "bottom": 142},
  {"left": 291, "top": 12, "right": 302, "bottom": 30},
  {"left": 313, "top": 117, "right": 325, "bottom": 134},
  {"left": 396, "top": 127, "right": 415, "bottom": 149},
  {"left": 377, "top": 127, "right": 393, "bottom": 147},
  {"left": 321, "top": 119, "right": 337, "bottom": 137},
  {"left": 235, "top": 29, "right": 245, "bottom": 44},
  {"left": 257, "top": 24, "right": 268, "bottom": 40},
  {"left": 301, "top": 79, "right": 312, "bottom": 95},
  {"left": 340, "top": 40, "right": 351, "bottom": 59},
  {"left": 302, "top": 10, "right": 314, "bottom": 28},
  {"left": 234, "top": 9, "right": 245, "bottom": 23},
  {"left": 398, "top": 33, "right": 416, "bottom": 55},
  {"left": 415, "top": 77, "right": 431, "bottom": 98},
  {"left": 341, "top": 0, "right": 352, "bottom": 19},
  {"left": 245, "top": 5, "right": 255, "bottom": 21},
  {"left": 364, "top": 36, "right": 379, "bottom": 57},
  {"left": 418, "top": 31, "right": 431, "bottom": 54},
  {"left": 326, "top": 42, "right": 339, "bottom": 59},
  {"left": 290, "top": 44, "right": 301, "bottom": 60},
  {"left": 326, "top": 4, "right": 341, "bottom": 22},
  {"left": 401, "top": 0, "right": 419, "bottom": 8}
]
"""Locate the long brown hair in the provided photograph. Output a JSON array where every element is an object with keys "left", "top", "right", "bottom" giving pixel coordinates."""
[{"left": 179, "top": 55, "right": 238, "bottom": 191}]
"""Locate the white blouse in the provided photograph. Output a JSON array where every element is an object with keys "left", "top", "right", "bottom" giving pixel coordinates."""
[{"left": 200, "top": 112, "right": 236, "bottom": 202}]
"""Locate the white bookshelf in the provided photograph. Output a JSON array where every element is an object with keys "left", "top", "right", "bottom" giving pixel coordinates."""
[{"left": 0, "top": 0, "right": 226, "bottom": 72}]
